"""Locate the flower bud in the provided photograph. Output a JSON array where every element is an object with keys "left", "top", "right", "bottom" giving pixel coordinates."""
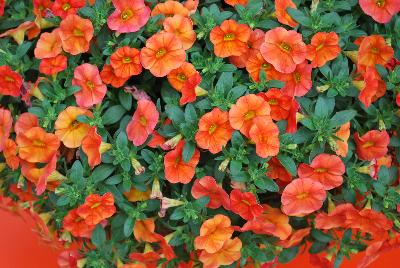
[{"left": 131, "top": 157, "right": 145, "bottom": 175}]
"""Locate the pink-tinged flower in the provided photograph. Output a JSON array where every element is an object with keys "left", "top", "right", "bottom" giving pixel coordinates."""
[
  {"left": 281, "top": 61, "right": 312, "bottom": 97},
  {"left": 354, "top": 130, "right": 390, "bottom": 161},
  {"left": 72, "top": 63, "right": 107, "bottom": 108},
  {"left": 107, "top": 0, "right": 151, "bottom": 33},
  {"left": 359, "top": 0, "right": 400, "bottom": 24},
  {"left": 191, "top": 176, "right": 230, "bottom": 210},
  {"left": 126, "top": 99, "right": 159, "bottom": 146}
]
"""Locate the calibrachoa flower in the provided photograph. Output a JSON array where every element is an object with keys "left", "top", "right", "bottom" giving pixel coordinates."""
[
  {"left": 334, "top": 122, "right": 351, "bottom": 157},
  {"left": 107, "top": 0, "right": 151, "bottom": 33},
  {"left": 110, "top": 46, "right": 142, "bottom": 78},
  {"left": 0, "top": 108, "right": 12, "bottom": 151},
  {"left": 191, "top": 176, "right": 230, "bottom": 209},
  {"left": 354, "top": 130, "right": 390, "bottom": 161},
  {"left": 306, "top": 32, "right": 341, "bottom": 68},
  {"left": 229, "top": 29, "right": 265, "bottom": 68},
  {"left": 275, "top": 0, "right": 298, "bottom": 28},
  {"left": 63, "top": 208, "right": 95, "bottom": 238},
  {"left": 358, "top": 35, "right": 394, "bottom": 67},
  {"left": 163, "top": 15, "right": 196, "bottom": 50},
  {"left": 258, "top": 89, "right": 292, "bottom": 121},
  {"left": 82, "top": 127, "right": 111, "bottom": 168},
  {"left": 151, "top": 0, "right": 189, "bottom": 17},
  {"left": 281, "top": 61, "right": 312, "bottom": 97},
  {"left": 167, "top": 62, "right": 197, "bottom": 91},
  {"left": 245, "top": 52, "right": 281, "bottom": 82},
  {"left": 0, "top": 65, "right": 22, "bottom": 97},
  {"left": 230, "top": 189, "right": 263, "bottom": 220},
  {"left": 77, "top": 192, "right": 116, "bottom": 225},
  {"left": 51, "top": 0, "right": 85, "bottom": 19},
  {"left": 34, "top": 29, "right": 62, "bottom": 59},
  {"left": 248, "top": 118, "right": 280, "bottom": 158},
  {"left": 198, "top": 237, "right": 242, "bottom": 268},
  {"left": 359, "top": 0, "right": 400, "bottom": 23},
  {"left": 100, "top": 64, "right": 129, "bottom": 88},
  {"left": 39, "top": 55, "right": 68, "bottom": 76}
]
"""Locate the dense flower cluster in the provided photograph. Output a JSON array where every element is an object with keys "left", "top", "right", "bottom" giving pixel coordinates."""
[{"left": 0, "top": 0, "right": 400, "bottom": 267}]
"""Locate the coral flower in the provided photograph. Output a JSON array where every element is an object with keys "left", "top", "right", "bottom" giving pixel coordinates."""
[
  {"left": 4, "top": 139, "right": 19, "bottom": 170},
  {"left": 58, "top": 14, "right": 94, "bottom": 55},
  {"left": 229, "top": 29, "right": 265, "bottom": 68},
  {"left": 0, "top": 21, "right": 40, "bottom": 45},
  {"left": 209, "top": 19, "right": 251, "bottom": 58},
  {"left": 77, "top": 192, "right": 116, "bottom": 225},
  {"left": 198, "top": 238, "right": 242, "bottom": 268},
  {"left": 126, "top": 99, "right": 159, "bottom": 146},
  {"left": 63, "top": 208, "right": 95, "bottom": 238},
  {"left": 110, "top": 46, "right": 142, "bottom": 78},
  {"left": 249, "top": 118, "right": 280, "bottom": 158},
  {"left": 298, "top": 154, "right": 345, "bottom": 190},
  {"left": 39, "top": 55, "right": 68, "bottom": 76},
  {"left": 191, "top": 176, "right": 230, "bottom": 210},
  {"left": 224, "top": 0, "right": 248, "bottom": 6},
  {"left": 354, "top": 130, "right": 390, "bottom": 161},
  {"left": 315, "top": 203, "right": 360, "bottom": 230},
  {"left": 72, "top": 63, "right": 107, "bottom": 108},
  {"left": 277, "top": 228, "right": 311, "bottom": 248},
  {"left": 33, "top": 0, "right": 53, "bottom": 17},
  {"left": 348, "top": 208, "right": 393, "bottom": 237},
  {"left": 334, "top": 122, "right": 350, "bottom": 157},
  {"left": 258, "top": 89, "right": 292, "bottom": 121},
  {"left": 100, "top": 64, "right": 129, "bottom": 88},
  {"left": 184, "top": 0, "right": 199, "bottom": 14},
  {"left": 164, "top": 140, "right": 200, "bottom": 184},
  {"left": 151, "top": 0, "right": 189, "bottom": 18},
  {"left": 229, "top": 94, "right": 271, "bottom": 137},
  {"left": 167, "top": 62, "right": 197, "bottom": 92},
  {"left": 358, "top": 67, "right": 387, "bottom": 108},
  {"left": 359, "top": 0, "right": 400, "bottom": 23},
  {"left": 16, "top": 127, "right": 60, "bottom": 163},
  {"left": 163, "top": 15, "right": 196, "bottom": 50},
  {"left": 0, "top": 65, "right": 23, "bottom": 97},
  {"left": 180, "top": 72, "right": 204, "bottom": 105},
  {"left": 275, "top": 0, "right": 298, "bottom": 28},
  {"left": 54, "top": 106, "right": 93, "bottom": 148},
  {"left": 140, "top": 32, "right": 186, "bottom": 77},
  {"left": 230, "top": 189, "right": 263, "bottom": 220},
  {"left": 52, "top": 0, "right": 86, "bottom": 19},
  {"left": 260, "top": 27, "right": 307, "bottom": 73},
  {"left": 0, "top": 108, "right": 12, "bottom": 151},
  {"left": 307, "top": 32, "right": 341, "bottom": 68},
  {"left": 194, "top": 214, "right": 234, "bottom": 253},
  {"left": 34, "top": 30, "right": 62, "bottom": 59},
  {"left": 14, "top": 113, "right": 39, "bottom": 134},
  {"left": 245, "top": 52, "right": 281, "bottom": 82},
  {"left": 281, "top": 178, "right": 327, "bottom": 217},
  {"left": 82, "top": 127, "right": 111, "bottom": 168},
  {"left": 250, "top": 205, "right": 292, "bottom": 240},
  {"left": 195, "top": 108, "right": 234, "bottom": 154},
  {"left": 124, "top": 187, "right": 151, "bottom": 202},
  {"left": 281, "top": 61, "right": 312, "bottom": 97},
  {"left": 358, "top": 35, "right": 394, "bottom": 67},
  {"left": 107, "top": 0, "right": 150, "bottom": 33},
  {"left": 267, "top": 157, "right": 292, "bottom": 182}
]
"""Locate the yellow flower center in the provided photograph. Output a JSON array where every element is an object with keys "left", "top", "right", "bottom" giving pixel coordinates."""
[
  {"left": 156, "top": 48, "right": 167, "bottom": 58},
  {"left": 122, "top": 56, "right": 132, "bottom": 64},
  {"left": 90, "top": 202, "right": 102, "bottom": 209},
  {"left": 224, "top": 33, "right": 235, "bottom": 41},
  {"left": 32, "top": 139, "right": 46, "bottom": 148},
  {"left": 268, "top": 99, "right": 278, "bottom": 105},
  {"left": 371, "top": 47, "right": 379, "bottom": 54},
  {"left": 62, "top": 3, "right": 71, "bottom": 11},
  {"left": 375, "top": 0, "right": 385, "bottom": 7},
  {"left": 139, "top": 116, "right": 147, "bottom": 126},
  {"left": 244, "top": 110, "right": 255, "bottom": 121},
  {"left": 174, "top": 156, "right": 181, "bottom": 167},
  {"left": 241, "top": 199, "right": 251, "bottom": 206},
  {"left": 70, "top": 121, "right": 80, "bottom": 129},
  {"left": 296, "top": 192, "right": 309, "bottom": 200},
  {"left": 5, "top": 76, "right": 14, "bottom": 82},
  {"left": 177, "top": 73, "right": 187, "bottom": 82},
  {"left": 86, "top": 81, "right": 95, "bottom": 90},
  {"left": 262, "top": 63, "right": 271, "bottom": 69},
  {"left": 208, "top": 124, "right": 217, "bottom": 134},
  {"left": 314, "top": 168, "right": 327, "bottom": 173},
  {"left": 280, "top": 42, "right": 291, "bottom": 52},
  {"left": 73, "top": 28, "right": 84, "bottom": 37},
  {"left": 121, "top": 9, "right": 133, "bottom": 21},
  {"left": 316, "top": 43, "right": 325, "bottom": 51},
  {"left": 294, "top": 72, "right": 301, "bottom": 83},
  {"left": 362, "top": 141, "right": 375, "bottom": 148}
]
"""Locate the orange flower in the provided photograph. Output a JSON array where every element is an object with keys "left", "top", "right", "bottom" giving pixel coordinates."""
[
  {"left": 3, "top": 139, "right": 19, "bottom": 170},
  {"left": 180, "top": 72, "right": 204, "bottom": 105},
  {"left": 63, "top": 208, "right": 95, "bottom": 238},
  {"left": 258, "top": 89, "right": 292, "bottom": 121},
  {"left": 224, "top": 0, "right": 248, "bottom": 6},
  {"left": 0, "top": 65, "right": 23, "bottom": 97},
  {"left": 126, "top": 99, "right": 159, "bottom": 146},
  {"left": 33, "top": 0, "right": 53, "bottom": 17},
  {"left": 191, "top": 176, "right": 230, "bottom": 210},
  {"left": 334, "top": 122, "right": 350, "bottom": 157},
  {"left": 194, "top": 214, "right": 234, "bottom": 253},
  {"left": 167, "top": 62, "right": 197, "bottom": 92},
  {"left": 245, "top": 52, "right": 281, "bottom": 82},
  {"left": 110, "top": 46, "right": 142, "bottom": 78},
  {"left": 39, "top": 55, "right": 68, "bottom": 76},
  {"left": 298, "top": 154, "right": 345, "bottom": 190},
  {"left": 229, "top": 29, "right": 265, "bottom": 68},
  {"left": 163, "top": 15, "right": 196, "bottom": 50},
  {"left": 151, "top": 0, "right": 189, "bottom": 18},
  {"left": 58, "top": 14, "right": 94, "bottom": 55},
  {"left": 277, "top": 228, "right": 311, "bottom": 248},
  {"left": 0, "top": 21, "right": 40, "bottom": 45},
  {"left": 0, "top": 107, "right": 12, "bottom": 151},
  {"left": 34, "top": 29, "right": 62, "bottom": 59},
  {"left": 184, "top": 0, "right": 199, "bottom": 14},
  {"left": 358, "top": 67, "right": 387, "bottom": 108},
  {"left": 100, "top": 64, "right": 129, "bottom": 88},
  {"left": 164, "top": 140, "right": 200, "bottom": 184},
  {"left": 209, "top": 19, "right": 251, "bottom": 58},
  {"left": 257, "top": 205, "right": 292, "bottom": 240},
  {"left": 281, "top": 178, "right": 326, "bottom": 216},
  {"left": 348, "top": 208, "right": 393, "bottom": 238},
  {"left": 124, "top": 187, "right": 151, "bottom": 202},
  {"left": 52, "top": 0, "right": 86, "bottom": 19},
  {"left": 267, "top": 157, "right": 292, "bottom": 182},
  {"left": 198, "top": 237, "right": 242, "bottom": 268},
  {"left": 307, "top": 32, "right": 341, "bottom": 68},
  {"left": 229, "top": 94, "right": 271, "bottom": 137},
  {"left": 275, "top": 0, "right": 298, "bottom": 28},
  {"left": 260, "top": 27, "right": 307, "bottom": 73},
  {"left": 82, "top": 127, "right": 111, "bottom": 168},
  {"left": 358, "top": 35, "right": 394, "bottom": 67},
  {"left": 249, "top": 118, "right": 280, "bottom": 158},
  {"left": 359, "top": 0, "right": 400, "bottom": 23},
  {"left": 77, "top": 192, "right": 116, "bottom": 225},
  {"left": 195, "top": 108, "right": 234, "bottom": 154},
  {"left": 354, "top": 130, "right": 390, "bottom": 161},
  {"left": 315, "top": 203, "right": 360, "bottom": 230},
  {"left": 72, "top": 63, "right": 107, "bottom": 108},
  {"left": 140, "top": 32, "right": 186, "bottom": 77},
  {"left": 16, "top": 127, "right": 60, "bottom": 163},
  {"left": 281, "top": 61, "right": 312, "bottom": 97},
  {"left": 128, "top": 251, "right": 160, "bottom": 268},
  {"left": 54, "top": 106, "right": 93, "bottom": 148},
  {"left": 14, "top": 112, "right": 39, "bottom": 135},
  {"left": 107, "top": 0, "right": 150, "bottom": 33},
  {"left": 230, "top": 189, "right": 263, "bottom": 220}
]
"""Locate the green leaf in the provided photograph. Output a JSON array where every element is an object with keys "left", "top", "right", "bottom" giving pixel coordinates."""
[
  {"left": 92, "top": 224, "right": 106, "bottom": 248},
  {"left": 277, "top": 155, "right": 297, "bottom": 176},
  {"left": 309, "top": 241, "right": 328, "bottom": 254},
  {"left": 123, "top": 217, "right": 134, "bottom": 237},
  {"left": 255, "top": 177, "right": 279, "bottom": 192},
  {"left": 311, "top": 229, "right": 333, "bottom": 243},
  {"left": 70, "top": 161, "right": 83, "bottom": 181},
  {"left": 286, "top": 8, "right": 311, "bottom": 27},
  {"left": 215, "top": 72, "right": 233, "bottom": 94},
  {"left": 118, "top": 90, "right": 132, "bottom": 110},
  {"left": 315, "top": 96, "right": 335, "bottom": 117},
  {"left": 182, "top": 141, "right": 196, "bottom": 163},
  {"left": 116, "top": 131, "right": 128, "bottom": 148},
  {"left": 329, "top": 110, "right": 357, "bottom": 128},
  {"left": 102, "top": 105, "right": 127, "bottom": 125},
  {"left": 278, "top": 246, "right": 299, "bottom": 263},
  {"left": 184, "top": 104, "right": 197, "bottom": 123},
  {"left": 165, "top": 105, "right": 185, "bottom": 125},
  {"left": 56, "top": 195, "right": 70, "bottom": 206},
  {"left": 93, "top": 164, "right": 115, "bottom": 183}
]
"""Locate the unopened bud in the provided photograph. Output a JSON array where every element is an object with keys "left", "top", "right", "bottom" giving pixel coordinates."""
[
  {"left": 195, "top": 86, "right": 208, "bottom": 96},
  {"left": 131, "top": 157, "right": 145, "bottom": 175},
  {"left": 344, "top": 51, "right": 358, "bottom": 63},
  {"left": 317, "top": 85, "right": 330, "bottom": 93},
  {"left": 99, "top": 142, "right": 112, "bottom": 153},
  {"left": 219, "top": 158, "right": 230, "bottom": 172},
  {"left": 164, "top": 134, "right": 182, "bottom": 149}
]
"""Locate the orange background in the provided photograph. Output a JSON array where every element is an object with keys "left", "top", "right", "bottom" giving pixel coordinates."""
[{"left": 0, "top": 208, "right": 398, "bottom": 268}]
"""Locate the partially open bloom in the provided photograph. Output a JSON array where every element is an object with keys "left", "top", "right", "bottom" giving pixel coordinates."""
[
  {"left": 275, "top": 0, "right": 298, "bottom": 28},
  {"left": 14, "top": 113, "right": 39, "bottom": 135},
  {"left": 354, "top": 130, "right": 390, "bottom": 160},
  {"left": 191, "top": 176, "right": 230, "bottom": 209},
  {"left": 126, "top": 99, "right": 159, "bottom": 146},
  {"left": 0, "top": 108, "right": 12, "bottom": 151},
  {"left": 0, "top": 21, "right": 40, "bottom": 45},
  {"left": 100, "top": 64, "right": 129, "bottom": 88},
  {"left": 164, "top": 140, "right": 200, "bottom": 184},
  {"left": 267, "top": 157, "right": 292, "bottom": 182},
  {"left": 249, "top": 118, "right": 280, "bottom": 158},
  {"left": 224, "top": 0, "right": 248, "bottom": 6},
  {"left": 277, "top": 228, "right": 311, "bottom": 248},
  {"left": 334, "top": 122, "right": 350, "bottom": 157},
  {"left": 281, "top": 61, "right": 312, "bottom": 97},
  {"left": 359, "top": 0, "right": 400, "bottom": 23},
  {"left": 58, "top": 14, "right": 94, "bottom": 55},
  {"left": 258, "top": 89, "right": 292, "bottom": 121},
  {"left": 229, "top": 94, "right": 271, "bottom": 137},
  {"left": 230, "top": 189, "right": 263, "bottom": 220},
  {"left": 39, "top": 55, "right": 68, "bottom": 76},
  {"left": 16, "top": 127, "right": 60, "bottom": 163},
  {"left": 63, "top": 208, "right": 95, "bottom": 238},
  {"left": 34, "top": 29, "right": 62, "bottom": 59},
  {"left": 72, "top": 63, "right": 107, "bottom": 108},
  {"left": 306, "top": 32, "right": 341, "bottom": 68},
  {"left": 3, "top": 139, "right": 19, "bottom": 170},
  {"left": 210, "top": 19, "right": 251, "bottom": 58},
  {"left": 167, "top": 62, "right": 197, "bottom": 92},
  {"left": 229, "top": 29, "right": 265, "bottom": 68},
  {"left": 260, "top": 27, "right": 307, "bottom": 73},
  {"left": 195, "top": 108, "right": 234, "bottom": 154},
  {"left": 140, "top": 32, "right": 186, "bottom": 77},
  {"left": 180, "top": 72, "right": 205, "bottom": 105},
  {"left": 358, "top": 35, "right": 394, "bottom": 67},
  {"left": 0, "top": 65, "right": 23, "bottom": 97},
  {"left": 107, "top": 0, "right": 150, "bottom": 33},
  {"left": 110, "top": 46, "right": 142, "bottom": 78},
  {"left": 52, "top": 0, "right": 86, "bottom": 19},
  {"left": 163, "top": 15, "right": 196, "bottom": 50},
  {"left": 33, "top": 0, "right": 53, "bottom": 17},
  {"left": 151, "top": 0, "right": 189, "bottom": 18},
  {"left": 245, "top": 52, "right": 281, "bottom": 82},
  {"left": 198, "top": 238, "right": 242, "bottom": 268},
  {"left": 281, "top": 178, "right": 327, "bottom": 216},
  {"left": 358, "top": 67, "right": 387, "bottom": 108},
  {"left": 77, "top": 192, "right": 116, "bottom": 225},
  {"left": 82, "top": 127, "right": 111, "bottom": 168},
  {"left": 298, "top": 154, "right": 345, "bottom": 190},
  {"left": 55, "top": 106, "right": 93, "bottom": 148}
]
